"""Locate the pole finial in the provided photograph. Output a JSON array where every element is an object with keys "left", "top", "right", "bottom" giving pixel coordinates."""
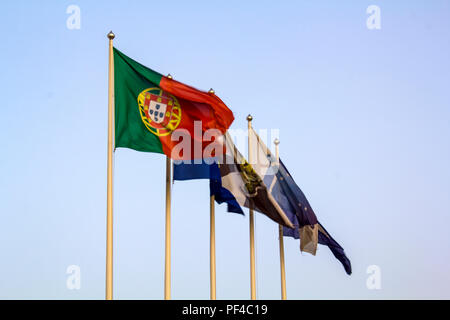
[
  {"left": 208, "top": 88, "right": 215, "bottom": 94},
  {"left": 246, "top": 114, "right": 253, "bottom": 122},
  {"left": 107, "top": 31, "right": 115, "bottom": 40},
  {"left": 274, "top": 138, "right": 280, "bottom": 145},
  {"left": 167, "top": 74, "right": 173, "bottom": 79}
]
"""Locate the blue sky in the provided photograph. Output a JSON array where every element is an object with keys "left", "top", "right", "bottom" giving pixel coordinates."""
[{"left": 0, "top": 0, "right": 449, "bottom": 299}]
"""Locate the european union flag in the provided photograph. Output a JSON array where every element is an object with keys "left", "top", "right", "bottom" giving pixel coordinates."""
[{"left": 173, "top": 160, "right": 244, "bottom": 214}]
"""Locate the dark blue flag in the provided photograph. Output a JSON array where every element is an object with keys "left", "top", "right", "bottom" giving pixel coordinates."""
[{"left": 273, "top": 159, "right": 352, "bottom": 275}]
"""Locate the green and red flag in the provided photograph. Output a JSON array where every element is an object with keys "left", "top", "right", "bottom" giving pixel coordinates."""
[{"left": 113, "top": 48, "right": 235, "bottom": 159}]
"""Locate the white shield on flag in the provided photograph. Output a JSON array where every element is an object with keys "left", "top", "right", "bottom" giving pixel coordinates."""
[{"left": 148, "top": 100, "right": 167, "bottom": 124}]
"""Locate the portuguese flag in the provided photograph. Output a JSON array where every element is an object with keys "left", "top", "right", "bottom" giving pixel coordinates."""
[{"left": 113, "top": 48, "right": 235, "bottom": 159}]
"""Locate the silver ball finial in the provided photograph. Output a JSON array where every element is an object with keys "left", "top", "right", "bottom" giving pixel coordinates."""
[
  {"left": 107, "top": 31, "right": 115, "bottom": 40},
  {"left": 167, "top": 74, "right": 173, "bottom": 79},
  {"left": 208, "top": 88, "right": 215, "bottom": 94},
  {"left": 246, "top": 114, "right": 253, "bottom": 121},
  {"left": 274, "top": 138, "right": 280, "bottom": 145}
]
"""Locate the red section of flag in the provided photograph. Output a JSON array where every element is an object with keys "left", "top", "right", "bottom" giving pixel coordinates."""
[{"left": 158, "top": 76, "right": 234, "bottom": 160}]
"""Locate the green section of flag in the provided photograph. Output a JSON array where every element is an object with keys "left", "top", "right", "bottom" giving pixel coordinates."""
[{"left": 113, "top": 47, "right": 164, "bottom": 154}]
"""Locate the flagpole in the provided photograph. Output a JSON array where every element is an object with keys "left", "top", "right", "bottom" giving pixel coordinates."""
[
  {"left": 210, "top": 195, "right": 216, "bottom": 300},
  {"left": 209, "top": 87, "right": 217, "bottom": 300},
  {"left": 247, "top": 114, "right": 257, "bottom": 300},
  {"left": 106, "top": 30, "right": 115, "bottom": 301},
  {"left": 164, "top": 156, "right": 172, "bottom": 300},
  {"left": 274, "top": 138, "right": 287, "bottom": 300}
]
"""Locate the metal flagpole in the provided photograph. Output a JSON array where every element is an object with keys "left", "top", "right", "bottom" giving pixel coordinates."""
[
  {"left": 247, "top": 115, "right": 257, "bottom": 300},
  {"left": 106, "top": 30, "right": 115, "bottom": 301},
  {"left": 164, "top": 156, "right": 172, "bottom": 300},
  {"left": 210, "top": 195, "right": 216, "bottom": 300},
  {"left": 208, "top": 87, "right": 217, "bottom": 300},
  {"left": 274, "top": 138, "right": 287, "bottom": 300}
]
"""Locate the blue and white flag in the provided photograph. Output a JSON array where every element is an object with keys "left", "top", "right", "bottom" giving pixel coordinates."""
[
  {"left": 173, "top": 159, "right": 244, "bottom": 214},
  {"left": 173, "top": 132, "right": 295, "bottom": 228}
]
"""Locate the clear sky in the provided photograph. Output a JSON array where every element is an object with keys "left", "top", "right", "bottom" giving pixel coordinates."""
[{"left": 0, "top": 0, "right": 449, "bottom": 299}]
